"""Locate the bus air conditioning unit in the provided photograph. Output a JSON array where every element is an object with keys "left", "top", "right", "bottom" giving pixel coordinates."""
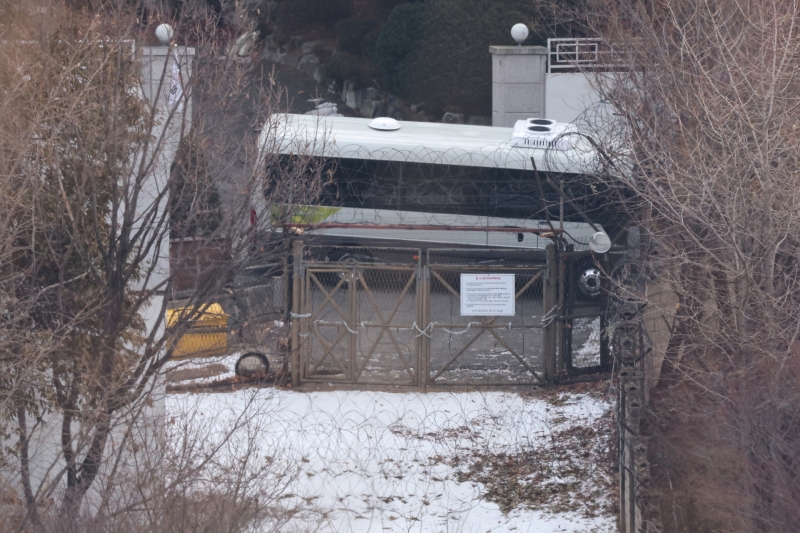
[{"left": 510, "top": 118, "right": 579, "bottom": 150}]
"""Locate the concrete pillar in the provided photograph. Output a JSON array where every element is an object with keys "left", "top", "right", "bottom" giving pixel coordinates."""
[
  {"left": 489, "top": 45, "right": 548, "bottom": 127},
  {"left": 140, "top": 46, "right": 195, "bottom": 98},
  {"left": 138, "top": 45, "right": 195, "bottom": 420},
  {"left": 138, "top": 45, "right": 195, "bottom": 294}
]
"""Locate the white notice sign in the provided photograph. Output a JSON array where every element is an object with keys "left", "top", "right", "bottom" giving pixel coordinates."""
[{"left": 460, "top": 274, "right": 515, "bottom": 316}]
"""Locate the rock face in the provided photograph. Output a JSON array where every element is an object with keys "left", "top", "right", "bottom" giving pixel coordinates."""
[
  {"left": 301, "top": 41, "right": 324, "bottom": 54},
  {"left": 388, "top": 106, "right": 404, "bottom": 120},
  {"left": 362, "top": 87, "right": 379, "bottom": 101},
  {"left": 360, "top": 99, "right": 379, "bottom": 118},
  {"left": 342, "top": 81, "right": 361, "bottom": 110},
  {"left": 262, "top": 29, "right": 500, "bottom": 126},
  {"left": 259, "top": 38, "right": 430, "bottom": 124},
  {"left": 267, "top": 48, "right": 284, "bottom": 63},
  {"left": 374, "top": 101, "right": 389, "bottom": 118},
  {"left": 339, "top": 86, "right": 405, "bottom": 119},
  {"left": 298, "top": 54, "right": 319, "bottom": 77},
  {"left": 442, "top": 112, "right": 465, "bottom": 124},
  {"left": 278, "top": 53, "right": 300, "bottom": 69},
  {"left": 466, "top": 115, "right": 490, "bottom": 126}
]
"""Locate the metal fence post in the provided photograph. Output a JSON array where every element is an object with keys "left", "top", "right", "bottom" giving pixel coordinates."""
[
  {"left": 349, "top": 264, "right": 357, "bottom": 381},
  {"left": 424, "top": 264, "right": 432, "bottom": 389},
  {"left": 599, "top": 252, "right": 612, "bottom": 367},
  {"left": 544, "top": 244, "right": 558, "bottom": 387},
  {"left": 556, "top": 248, "right": 566, "bottom": 372},
  {"left": 290, "top": 240, "right": 303, "bottom": 387},
  {"left": 418, "top": 264, "right": 427, "bottom": 388}
]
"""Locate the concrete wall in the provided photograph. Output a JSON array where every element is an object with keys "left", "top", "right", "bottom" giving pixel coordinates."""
[{"left": 544, "top": 72, "right": 602, "bottom": 125}]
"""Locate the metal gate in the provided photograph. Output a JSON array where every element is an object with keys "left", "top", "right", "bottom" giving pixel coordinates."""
[
  {"left": 293, "top": 245, "right": 422, "bottom": 385},
  {"left": 291, "top": 243, "right": 568, "bottom": 387},
  {"left": 422, "top": 248, "right": 551, "bottom": 386}
]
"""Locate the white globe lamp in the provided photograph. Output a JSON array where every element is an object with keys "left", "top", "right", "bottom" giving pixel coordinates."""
[
  {"left": 511, "top": 23, "right": 529, "bottom": 45},
  {"left": 588, "top": 231, "right": 612, "bottom": 254},
  {"left": 155, "top": 23, "right": 174, "bottom": 45}
]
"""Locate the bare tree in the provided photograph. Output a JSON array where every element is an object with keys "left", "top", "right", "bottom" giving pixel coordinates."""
[
  {"left": 569, "top": 0, "right": 800, "bottom": 530},
  {"left": 0, "top": 1, "right": 328, "bottom": 530}
]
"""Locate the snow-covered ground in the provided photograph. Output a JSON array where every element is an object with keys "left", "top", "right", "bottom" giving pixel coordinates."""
[{"left": 167, "top": 388, "right": 616, "bottom": 533}]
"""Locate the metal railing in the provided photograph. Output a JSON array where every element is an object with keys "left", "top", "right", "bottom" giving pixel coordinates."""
[{"left": 547, "top": 38, "right": 617, "bottom": 73}]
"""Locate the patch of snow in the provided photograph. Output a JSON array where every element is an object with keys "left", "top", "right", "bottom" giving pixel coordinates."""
[
  {"left": 306, "top": 101, "right": 343, "bottom": 117},
  {"left": 573, "top": 318, "right": 601, "bottom": 368},
  {"left": 167, "top": 389, "right": 615, "bottom": 532}
]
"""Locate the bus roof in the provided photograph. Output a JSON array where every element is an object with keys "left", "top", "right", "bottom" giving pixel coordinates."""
[{"left": 265, "top": 114, "right": 600, "bottom": 174}]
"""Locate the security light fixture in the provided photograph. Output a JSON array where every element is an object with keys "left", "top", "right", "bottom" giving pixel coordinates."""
[
  {"left": 511, "top": 23, "right": 529, "bottom": 45},
  {"left": 155, "top": 23, "right": 174, "bottom": 45},
  {"left": 588, "top": 231, "right": 612, "bottom": 253}
]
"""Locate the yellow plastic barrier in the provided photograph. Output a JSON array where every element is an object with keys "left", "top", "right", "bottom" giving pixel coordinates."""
[{"left": 166, "top": 303, "right": 228, "bottom": 359}]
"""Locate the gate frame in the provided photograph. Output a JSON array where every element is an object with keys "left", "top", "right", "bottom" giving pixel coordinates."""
[
  {"left": 424, "top": 254, "right": 552, "bottom": 387},
  {"left": 292, "top": 242, "right": 423, "bottom": 386},
  {"left": 558, "top": 248, "right": 613, "bottom": 377},
  {"left": 289, "top": 240, "right": 605, "bottom": 388}
]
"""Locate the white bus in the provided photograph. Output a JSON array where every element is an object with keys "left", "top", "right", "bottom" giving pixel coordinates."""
[{"left": 260, "top": 114, "right": 610, "bottom": 297}]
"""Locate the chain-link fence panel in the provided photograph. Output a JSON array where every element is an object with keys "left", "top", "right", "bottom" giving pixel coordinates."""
[
  {"left": 353, "top": 266, "right": 419, "bottom": 384},
  {"left": 167, "top": 264, "right": 288, "bottom": 359},
  {"left": 229, "top": 263, "right": 288, "bottom": 354}
]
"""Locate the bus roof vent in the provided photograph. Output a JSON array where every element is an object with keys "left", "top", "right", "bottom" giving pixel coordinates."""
[
  {"left": 511, "top": 118, "right": 579, "bottom": 149},
  {"left": 369, "top": 117, "right": 401, "bottom": 131}
]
